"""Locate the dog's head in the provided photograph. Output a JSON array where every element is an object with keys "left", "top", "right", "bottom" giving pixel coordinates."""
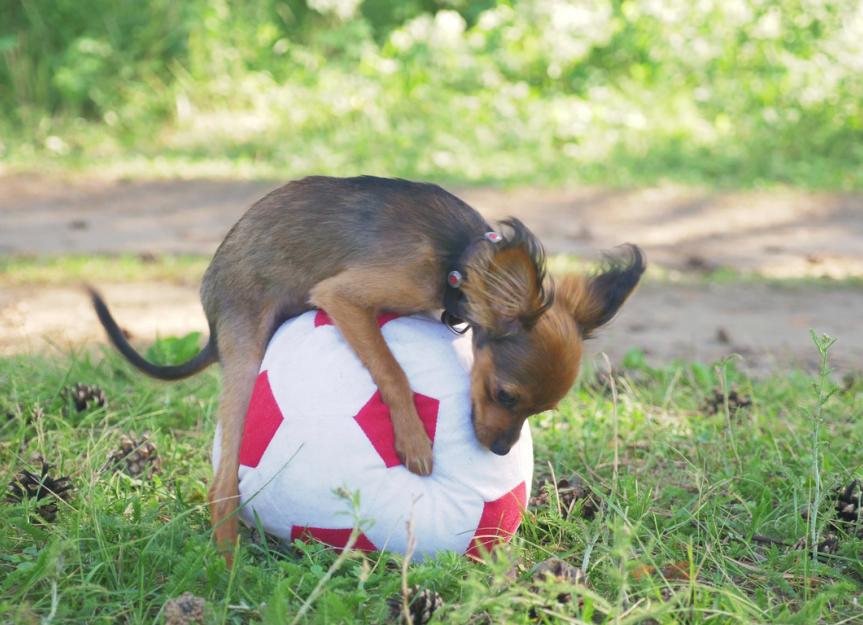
[{"left": 462, "top": 219, "right": 645, "bottom": 455}]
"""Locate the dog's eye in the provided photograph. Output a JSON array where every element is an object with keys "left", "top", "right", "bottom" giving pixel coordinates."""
[{"left": 495, "top": 388, "right": 518, "bottom": 410}]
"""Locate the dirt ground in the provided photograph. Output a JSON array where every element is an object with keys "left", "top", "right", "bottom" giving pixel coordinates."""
[{"left": 2, "top": 174, "right": 862, "bottom": 375}]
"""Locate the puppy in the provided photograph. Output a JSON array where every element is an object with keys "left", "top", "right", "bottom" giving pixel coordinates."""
[{"left": 89, "top": 176, "right": 644, "bottom": 561}]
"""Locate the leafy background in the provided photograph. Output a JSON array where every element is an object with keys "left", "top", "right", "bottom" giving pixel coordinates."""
[{"left": 2, "top": 0, "right": 862, "bottom": 187}]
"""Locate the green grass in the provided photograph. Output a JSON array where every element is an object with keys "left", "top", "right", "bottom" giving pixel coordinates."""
[
  {"left": 0, "top": 254, "right": 209, "bottom": 287},
  {"left": 2, "top": 335, "right": 862, "bottom": 624}
]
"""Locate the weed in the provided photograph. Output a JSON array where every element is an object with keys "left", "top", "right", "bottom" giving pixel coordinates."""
[{"left": 805, "top": 333, "right": 838, "bottom": 565}]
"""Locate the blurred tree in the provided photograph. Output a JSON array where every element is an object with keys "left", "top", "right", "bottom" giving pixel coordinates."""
[{"left": 1, "top": 0, "right": 861, "bottom": 188}]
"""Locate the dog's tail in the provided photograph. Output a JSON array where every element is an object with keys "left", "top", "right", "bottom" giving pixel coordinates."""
[{"left": 87, "top": 286, "right": 218, "bottom": 381}]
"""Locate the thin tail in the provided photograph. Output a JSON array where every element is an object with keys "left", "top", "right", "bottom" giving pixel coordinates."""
[{"left": 87, "top": 286, "right": 218, "bottom": 380}]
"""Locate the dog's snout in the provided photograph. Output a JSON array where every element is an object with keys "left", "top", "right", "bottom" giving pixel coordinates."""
[{"left": 490, "top": 438, "right": 512, "bottom": 456}]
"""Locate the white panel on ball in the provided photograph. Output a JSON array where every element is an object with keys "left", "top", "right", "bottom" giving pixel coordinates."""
[{"left": 214, "top": 310, "right": 532, "bottom": 560}]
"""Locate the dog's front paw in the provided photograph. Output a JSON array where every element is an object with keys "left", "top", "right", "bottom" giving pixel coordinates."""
[{"left": 393, "top": 416, "right": 433, "bottom": 476}]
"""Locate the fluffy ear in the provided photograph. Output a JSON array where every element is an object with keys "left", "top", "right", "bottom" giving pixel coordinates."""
[
  {"left": 557, "top": 244, "right": 646, "bottom": 338},
  {"left": 462, "top": 218, "right": 552, "bottom": 336}
]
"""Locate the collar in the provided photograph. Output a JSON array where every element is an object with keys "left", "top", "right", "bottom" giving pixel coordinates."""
[{"left": 440, "top": 230, "right": 503, "bottom": 334}]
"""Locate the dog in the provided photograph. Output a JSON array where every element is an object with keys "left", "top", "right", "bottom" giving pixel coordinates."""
[{"left": 89, "top": 175, "right": 644, "bottom": 562}]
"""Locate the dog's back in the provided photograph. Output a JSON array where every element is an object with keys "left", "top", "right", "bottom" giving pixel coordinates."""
[{"left": 201, "top": 176, "right": 490, "bottom": 325}]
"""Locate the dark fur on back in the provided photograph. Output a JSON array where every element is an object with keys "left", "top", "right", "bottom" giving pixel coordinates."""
[{"left": 201, "top": 175, "right": 491, "bottom": 330}]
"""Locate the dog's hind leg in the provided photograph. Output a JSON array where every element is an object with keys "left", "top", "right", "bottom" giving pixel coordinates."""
[{"left": 208, "top": 312, "right": 272, "bottom": 564}]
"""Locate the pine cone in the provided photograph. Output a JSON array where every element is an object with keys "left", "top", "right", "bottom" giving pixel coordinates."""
[
  {"left": 530, "top": 475, "right": 599, "bottom": 521},
  {"left": 387, "top": 585, "right": 444, "bottom": 624},
  {"left": 104, "top": 433, "right": 161, "bottom": 478},
  {"left": 703, "top": 386, "right": 752, "bottom": 416},
  {"left": 7, "top": 461, "right": 73, "bottom": 523},
  {"left": 830, "top": 479, "right": 862, "bottom": 529},
  {"left": 796, "top": 479, "right": 863, "bottom": 555},
  {"left": 163, "top": 592, "right": 205, "bottom": 625},
  {"left": 818, "top": 531, "right": 840, "bottom": 554},
  {"left": 64, "top": 383, "right": 107, "bottom": 412},
  {"left": 794, "top": 531, "right": 840, "bottom": 555},
  {"left": 529, "top": 558, "right": 586, "bottom": 619}
]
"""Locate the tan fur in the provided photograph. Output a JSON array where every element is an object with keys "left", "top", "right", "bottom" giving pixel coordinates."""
[
  {"left": 555, "top": 274, "right": 603, "bottom": 333},
  {"left": 469, "top": 302, "right": 581, "bottom": 450},
  {"left": 208, "top": 305, "right": 276, "bottom": 564},
  {"left": 309, "top": 265, "right": 441, "bottom": 475}
]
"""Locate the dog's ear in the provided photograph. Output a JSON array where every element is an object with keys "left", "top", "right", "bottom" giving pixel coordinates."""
[
  {"left": 557, "top": 244, "right": 645, "bottom": 338},
  {"left": 462, "top": 218, "right": 552, "bottom": 336}
]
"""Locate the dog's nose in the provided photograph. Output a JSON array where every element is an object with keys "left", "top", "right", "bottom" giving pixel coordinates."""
[{"left": 490, "top": 438, "right": 511, "bottom": 456}]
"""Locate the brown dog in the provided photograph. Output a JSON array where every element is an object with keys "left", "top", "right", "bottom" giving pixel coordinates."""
[{"left": 90, "top": 176, "right": 644, "bottom": 561}]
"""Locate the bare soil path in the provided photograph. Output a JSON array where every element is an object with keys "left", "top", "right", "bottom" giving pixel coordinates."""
[{"left": 2, "top": 175, "right": 861, "bottom": 374}]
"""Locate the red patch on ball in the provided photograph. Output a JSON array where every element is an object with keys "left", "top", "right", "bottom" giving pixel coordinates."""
[
  {"left": 291, "top": 526, "right": 378, "bottom": 552},
  {"left": 354, "top": 391, "right": 439, "bottom": 468},
  {"left": 314, "top": 310, "right": 400, "bottom": 328},
  {"left": 239, "top": 372, "right": 284, "bottom": 468},
  {"left": 466, "top": 481, "right": 527, "bottom": 559}
]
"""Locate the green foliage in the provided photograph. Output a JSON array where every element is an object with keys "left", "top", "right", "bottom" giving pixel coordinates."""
[
  {"left": 0, "top": 254, "right": 208, "bottom": 287},
  {"left": 1, "top": 0, "right": 862, "bottom": 187},
  {"left": 2, "top": 339, "right": 863, "bottom": 622},
  {"left": 145, "top": 332, "right": 204, "bottom": 366}
]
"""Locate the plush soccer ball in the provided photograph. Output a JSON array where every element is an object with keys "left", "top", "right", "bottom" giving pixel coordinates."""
[{"left": 213, "top": 310, "right": 533, "bottom": 560}]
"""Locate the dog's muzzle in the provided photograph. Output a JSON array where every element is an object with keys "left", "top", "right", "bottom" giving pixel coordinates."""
[{"left": 489, "top": 438, "right": 512, "bottom": 456}]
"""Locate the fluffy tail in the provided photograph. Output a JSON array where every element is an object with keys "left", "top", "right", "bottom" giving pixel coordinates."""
[{"left": 87, "top": 286, "right": 218, "bottom": 380}]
